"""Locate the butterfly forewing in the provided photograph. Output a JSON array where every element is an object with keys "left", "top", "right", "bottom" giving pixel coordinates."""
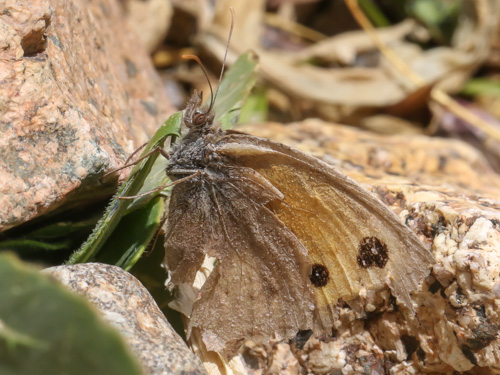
[{"left": 216, "top": 132, "right": 434, "bottom": 328}]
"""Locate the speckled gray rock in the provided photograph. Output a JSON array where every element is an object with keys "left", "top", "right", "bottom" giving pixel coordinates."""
[
  {"left": 0, "top": 0, "right": 175, "bottom": 231},
  {"left": 45, "top": 263, "right": 206, "bottom": 375}
]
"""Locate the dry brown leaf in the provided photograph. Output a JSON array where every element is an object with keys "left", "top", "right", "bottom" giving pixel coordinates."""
[{"left": 295, "top": 19, "right": 416, "bottom": 66}]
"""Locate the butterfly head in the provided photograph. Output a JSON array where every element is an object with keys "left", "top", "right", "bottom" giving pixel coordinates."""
[
  {"left": 181, "top": 9, "right": 233, "bottom": 135},
  {"left": 183, "top": 90, "right": 215, "bottom": 132}
]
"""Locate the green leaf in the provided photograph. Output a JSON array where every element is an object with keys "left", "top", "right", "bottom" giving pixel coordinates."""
[
  {"left": 0, "top": 253, "right": 142, "bottom": 375},
  {"left": 0, "top": 320, "right": 47, "bottom": 350},
  {"left": 462, "top": 78, "right": 500, "bottom": 97},
  {"left": 96, "top": 196, "right": 164, "bottom": 271},
  {"left": 0, "top": 239, "right": 72, "bottom": 252},
  {"left": 358, "top": 0, "right": 390, "bottom": 27},
  {"left": 0, "top": 215, "right": 100, "bottom": 256},
  {"left": 67, "top": 112, "right": 182, "bottom": 265},
  {"left": 27, "top": 218, "right": 99, "bottom": 239},
  {"left": 407, "top": 0, "right": 461, "bottom": 45},
  {"left": 124, "top": 147, "right": 170, "bottom": 215},
  {"left": 211, "top": 50, "right": 259, "bottom": 129},
  {"left": 238, "top": 89, "right": 268, "bottom": 124}
]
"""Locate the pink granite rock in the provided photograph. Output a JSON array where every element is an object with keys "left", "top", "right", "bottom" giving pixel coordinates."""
[{"left": 0, "top": 0, "right": 175, "bottom": 231}]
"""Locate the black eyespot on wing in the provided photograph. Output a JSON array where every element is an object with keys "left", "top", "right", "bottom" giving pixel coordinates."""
[
  {"left": 357, "top": 236, "right": 389, "bottom": 268},
  {"left": 310, "top": 264, "right": 329, "bottom": 287}
]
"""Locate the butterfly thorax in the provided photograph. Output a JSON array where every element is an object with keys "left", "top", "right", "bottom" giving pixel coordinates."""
[
  {"left": 167, "top": 132, "right": 221, "bottom": 175},
  {"left": 166, "top": 93, "right": 225, "bottom": 180}
]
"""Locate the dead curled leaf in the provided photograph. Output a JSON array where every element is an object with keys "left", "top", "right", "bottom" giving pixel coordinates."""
[{"left": 294, "top": 18, "right": 416, "bottom": 66}]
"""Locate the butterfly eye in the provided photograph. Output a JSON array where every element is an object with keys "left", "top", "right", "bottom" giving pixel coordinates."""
[
  {"left": 357, "top": 237, "right": 389, "bottom": 268},
  {"left": 193, "top": 112, "right": 207, "bottom": 126},
  {"left": 310, "top": 264, "right": 329, "bottom": 287}
]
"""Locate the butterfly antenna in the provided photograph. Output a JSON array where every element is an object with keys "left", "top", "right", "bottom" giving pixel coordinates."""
[
  {"left": 182, "top": 54, "right": 214, "bottom": 112},
  {"left": 210, "top": 7, "right": 235, "bottom": 112}
]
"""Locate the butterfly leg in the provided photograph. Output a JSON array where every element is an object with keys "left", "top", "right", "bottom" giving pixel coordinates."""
[
  {"left": 104, "top": 146, "right": 170, "bottom": 178},
  {"left": 117, "top": 171, "right": 201, "bottom": 200},
  {"left": 124, "top": 141, "right": 148, "bottom": 166}
]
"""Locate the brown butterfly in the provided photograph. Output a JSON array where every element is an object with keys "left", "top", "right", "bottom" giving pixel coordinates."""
[
  {"left": 160, "top": 60, "right": 434, "bottom": 359},
  {"left": 163, "top": 88, "right": 433, "bottom": 354},
  {"left": 119, "top": 11, "right": 434, "bottom": 356}
]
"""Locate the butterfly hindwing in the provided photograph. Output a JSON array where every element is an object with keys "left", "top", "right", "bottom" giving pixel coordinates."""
[{"left": 164, "top": 167, "right": 316, "bottom": 354}]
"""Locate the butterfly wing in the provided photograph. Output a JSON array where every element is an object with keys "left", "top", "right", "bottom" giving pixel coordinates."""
[
  {"left": 164, "top": 169, "right": 315, "bottom": 354},
  {"left": 216, "top": 131, "right": 434, "bottom": 328}
]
